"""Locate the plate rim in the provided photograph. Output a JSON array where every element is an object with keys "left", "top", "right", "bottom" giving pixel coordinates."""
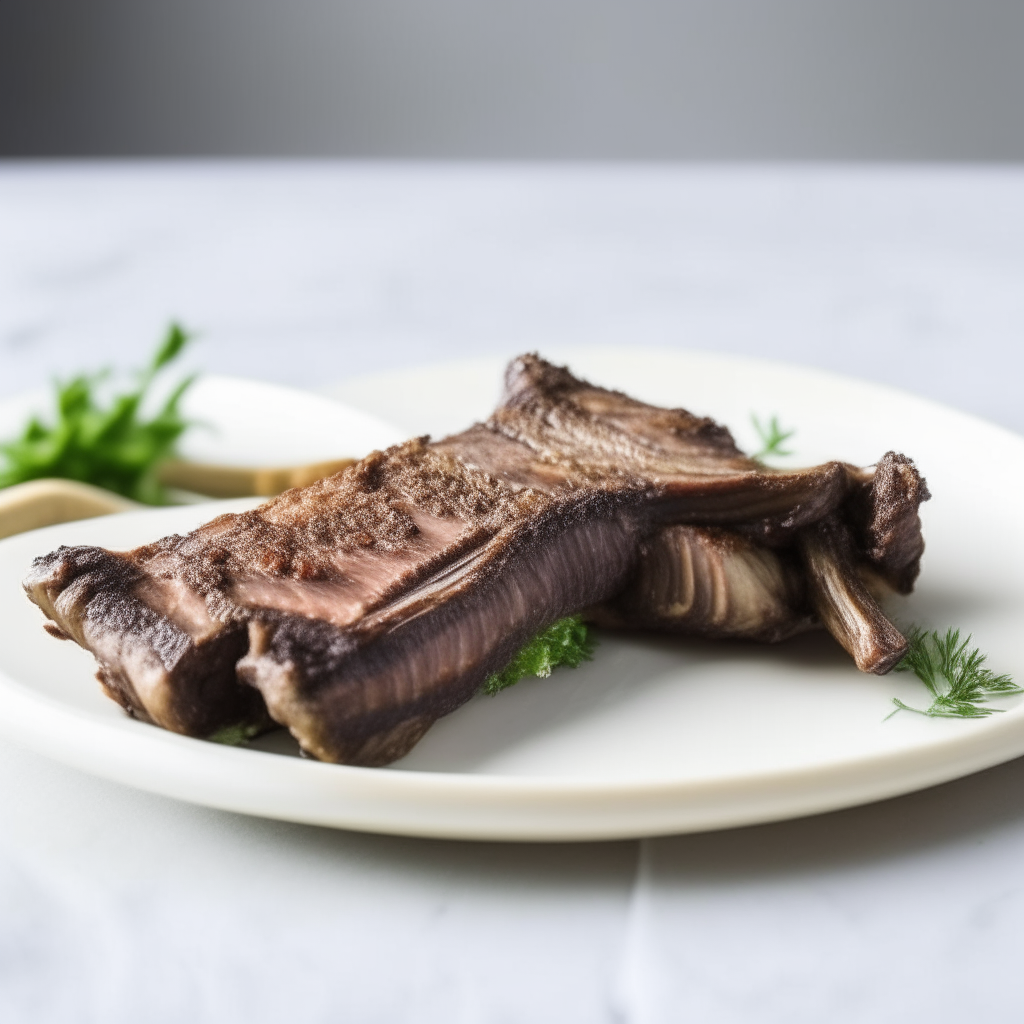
[{"left": 3, "top": 658, "right": 1024, "bottom": 841}]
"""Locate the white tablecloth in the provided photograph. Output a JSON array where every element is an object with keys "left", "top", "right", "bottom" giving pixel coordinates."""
[{"left": 2, "top": 163, "right": 1024, "bottom": 1023}]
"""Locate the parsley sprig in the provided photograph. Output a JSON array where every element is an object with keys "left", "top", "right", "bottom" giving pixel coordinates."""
[
  {"left": 750, "top": 414, "right": 795, "bottom": 462},
  {"left": 483, "top": 615, "right": 595, "bottom": 695},
  {"left": 889, "top": 626, "right": 1021, "bottom": 719},
  {"left": 0, "top": 324, "right": 195, "bottom": 505}
]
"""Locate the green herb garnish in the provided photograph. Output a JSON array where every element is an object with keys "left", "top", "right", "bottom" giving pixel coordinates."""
[
  {"left": 750, "top": 414, "right": 795, "bottom": 462},
  {"left": 207, "top": 722, "right": 265, "bottom": 746},
  {"left": 483, "top": 615, "right": 595, "bottom": 695},
  {"left": 888, "top": 626, "right": 1021, "bottom": 719},
  {"left": 0, "top": 323, "right": 195, "bottom": 504}
]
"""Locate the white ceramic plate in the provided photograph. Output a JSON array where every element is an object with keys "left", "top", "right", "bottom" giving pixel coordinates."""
[{"left": 2, "top": 350, "right": 1023, "bottom": 842}]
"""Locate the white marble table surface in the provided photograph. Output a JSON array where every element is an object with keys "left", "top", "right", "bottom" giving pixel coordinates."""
[{"left": 2, "top": 163, "right": 1024, "bottom": 1023}]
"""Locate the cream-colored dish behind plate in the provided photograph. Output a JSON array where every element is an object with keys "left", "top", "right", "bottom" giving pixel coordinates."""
[{"left": 1, "top": 350, "right": 1022, "bottom": 841}]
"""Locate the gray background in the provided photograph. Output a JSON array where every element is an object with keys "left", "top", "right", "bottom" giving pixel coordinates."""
[{"left": 1, "top": 0, "right": 1023, "bottom": 159}]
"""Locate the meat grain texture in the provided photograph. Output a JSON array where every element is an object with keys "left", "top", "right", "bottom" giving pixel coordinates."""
[{"left": 24, "top": 356, "right": 929, "bottom": 765}]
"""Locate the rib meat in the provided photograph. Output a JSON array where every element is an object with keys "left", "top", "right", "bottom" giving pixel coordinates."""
[
  {"left": 475, "top": 356, "right": 930, "bottom": 673},
  {"left": 588, "top": 525, "right": 816, "bottom": 643},
  {"left": 23, "top": 355, "right": 929, "bottom": 765}
]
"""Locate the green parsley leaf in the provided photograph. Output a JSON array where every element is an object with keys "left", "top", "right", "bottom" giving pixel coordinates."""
[
  {"left": 0, "top": 323, "right": 195, "bottom": 504},
  {"left": 482, "top": 615, "right": 595, "bottom": 695}
]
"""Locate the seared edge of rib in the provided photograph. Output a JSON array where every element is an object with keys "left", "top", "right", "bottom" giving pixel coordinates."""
[{"left": 23, "top": 545, "right": 269, "bottom": 737}]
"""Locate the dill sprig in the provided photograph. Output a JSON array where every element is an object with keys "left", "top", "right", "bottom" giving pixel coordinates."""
[
  {"left": 889, "top": 626, "right": 1021, "bottom": 719},
  {"left": 483, "top": 615, "right": 595, "bottom": 695},
  {"left": 750, "top": 414, "right": 795, "bottom": 462},
  {"left": 0, "top": 324, "right": 195, "bottom": 505}
]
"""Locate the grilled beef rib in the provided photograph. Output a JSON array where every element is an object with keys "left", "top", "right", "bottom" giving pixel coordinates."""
[{"left": 23, "top": 355, "right": 929, "bottom": 764}]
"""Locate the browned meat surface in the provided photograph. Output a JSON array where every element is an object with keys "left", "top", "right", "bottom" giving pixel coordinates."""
[
  {"left": 847, "top": 450, "right": 931, "bottom": 594},
  {"left": 23, "top": 355, "right": 929, "bottom": 765},
  {"left": 461, "top": 356, "right": 865, "bottom": 543},
  {"left": 26, "top": 543, "right": 268, "bottom": 739}
]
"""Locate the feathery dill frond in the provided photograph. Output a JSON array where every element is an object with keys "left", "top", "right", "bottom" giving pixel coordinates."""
[
  {"left": 750, "top": 414, "right": 795, "bottom": 462},
  {"left": 889, "top": 626, "right": 1020, "bottom": 719}
]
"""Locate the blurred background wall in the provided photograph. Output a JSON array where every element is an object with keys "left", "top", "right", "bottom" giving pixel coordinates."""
[{"left": 1, "top": 0, "right": 1022, "bottom": 159}]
